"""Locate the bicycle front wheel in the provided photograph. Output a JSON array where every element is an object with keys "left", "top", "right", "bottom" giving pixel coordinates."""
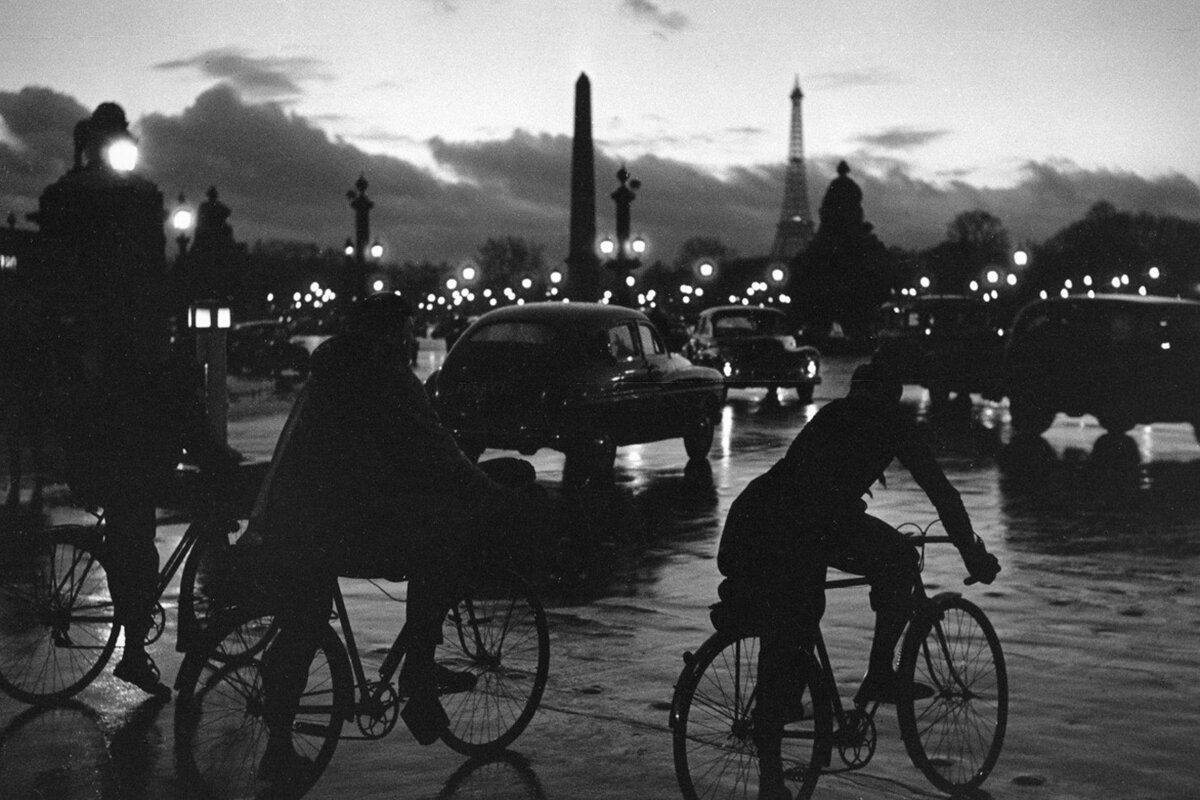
[
  {"left": 896, "top": 595, "right": 1008, "bottom": 794},
  {"left": 671, "top": 630, "right": 831, "bottom": 800},
  {"left": 0, "top": 530, "right": 119, "bottom": 704},
  {"left": 436, "top": 573, "right": 550, "bottom": 757},
  {"left": 174, "top": 613, "right": 350, "bottom": 799}
]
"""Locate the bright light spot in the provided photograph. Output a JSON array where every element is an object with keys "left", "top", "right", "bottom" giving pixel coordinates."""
[
  {"left": 1083, "top": 275, "right": 1093, "bottom": 286},
  {"left": 1064, "top": 279, "right": 1073, "bottom": 289},
  {"left": 483, "top": 289, "right": 493, "bottom": 298},
  {"left": 1040, "top": 290, "right": 1048, "bottom": 300},
  {"left": 1087, "top": 290, "right": 1096, "bottom": 298},
  {"left": 1161, "top": 341, "right": 1171, "bottom": 350},
  {"left": 1013, "top": 250, "right": 1028, "bottom": 267},
  {"left": 446, "top": 278, "right": 458, "bottom": 290},
  {"left": 1149, "top": 266, "right": 1161, "bottom": 280},
  {"left": 694, "top": 287, "right": 704, "bottom": 297},
  {"left": 426, "top": 293, "right": 436, "bottom": 303},
  {"left": 772, "top": 268, "right": 786, "bottom": 283},
  {"left": 969, "top": 280, "right": 979, "bottom": 292},
  {"left": 105, "top": 139, "right": 138, "bottom": 172},
  {"left": 986, "top": 269, "right": 1000, "bottom": 284},
  {"left": 344, "top": 243, "right": 355, "bottom": 257},
  {"left": 680, "top": 284, "right": 693, "bottom": 294},
  {"left": 172, "top": 208, "right": 193, "bottom": 231},
  {"left": 549, "top": 270, "right": 562, "bottom": 284},
  {"left": 304, "top": 293, "right": 313, "bottom": 303},
  {"left": 372, "top": 280, "right": 384, "bottom": 292},
  {"left": 462, "top": 266, "right": 477, "bottom": 281},
  {"left": 698, "top": 262, "right": 715, "bottom": 278},
  {"left": 625, "top": 275, "right": 635, "bottom": 287},
  {"left": 599, "top": 238, "right": 616, "bottom": 255},
  {"left": 1111, "top": 277, "right": 1121, "bottom": 288},
  {"left": 293, "top": 292, "right": 302, "bottom": 302},
  {"left": 369, "top": 243, "right": 383, "bottom": 259},
  {"left": 266, "top": 293, "right": 274, "bottom": 303},
  {"left": 919, "top": 276, "right": 930, "bottom": 289},
  {"left": 631, "top": 238, "right": 647, "bottom": 254},
  {"left": 521, "top": 277, "right": 533, "bottom": 290},
  {"left": 1006, "top": 274, "right": 1017, "bottom": 286},
  {"left": 1138, "top": 286, "right": 1147, "bottom": 296}
]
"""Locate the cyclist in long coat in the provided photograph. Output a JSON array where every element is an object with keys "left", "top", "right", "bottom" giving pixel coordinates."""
[{"left": 252, "top": 294, "right": 533, "bottom": 787}]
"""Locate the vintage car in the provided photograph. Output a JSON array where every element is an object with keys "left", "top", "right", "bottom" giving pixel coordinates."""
[
  {"left": 682, "top": 305, "right": 821, "bottom": 403},
  {"left": 227, "top": 320, "right": 311, "bottom": 381},
  {"left": 873, "top": 295, "right": 1007, "bottom": 412},
  {"left": 425, "top": 302, "right": 726, "bottom": 484},
  {"left": 1004, "top": 295, "right": 1200, "bottom": 440}
]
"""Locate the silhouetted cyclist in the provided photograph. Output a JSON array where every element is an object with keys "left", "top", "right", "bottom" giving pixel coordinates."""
[
  {"left": 252, "top": 293, "right": 540, "bottom": 791},
  {"left": 718, "top": 360, "right": 1000, "bottom": 799}
]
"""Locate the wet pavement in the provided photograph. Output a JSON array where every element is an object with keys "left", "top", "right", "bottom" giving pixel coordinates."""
[{"left": 3, "top": 348, "right": 1200, "bottom": 799}]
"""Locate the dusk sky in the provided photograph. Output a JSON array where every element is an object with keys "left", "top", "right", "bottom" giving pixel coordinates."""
[{"left": 1, "top": 0, "right": 1198, "bottom": 266}]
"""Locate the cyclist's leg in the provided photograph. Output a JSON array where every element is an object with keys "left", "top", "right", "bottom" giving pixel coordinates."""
[
  {"left": 828, "top": 514, "right": 921, "bottom": 700},
  {"left": 260, "top": 572, "right": 335, "bottom": 770},
  {"left": 105, "top": 494, "right": 170, "bottom": 697}
]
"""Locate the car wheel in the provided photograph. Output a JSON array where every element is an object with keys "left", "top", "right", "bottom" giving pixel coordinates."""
[
  {"left": 684, "top": 407, "right": 716, "bottom": 460},
  {"left": 793, "top": 383, "right": 814, "bottom": 405}
]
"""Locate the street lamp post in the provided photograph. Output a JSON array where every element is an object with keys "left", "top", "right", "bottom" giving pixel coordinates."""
[
  {"left": 346, "top": 174, "right": 374, "bottom": 302},
  {"left": 600, "top": 166, "right": 645, "bottom": 308},
  {"left": 171, "top": 193, "right": 194, "bottom": 256},
  {"left": 188, "top": 299, "right": 232, "bottom": 448}
]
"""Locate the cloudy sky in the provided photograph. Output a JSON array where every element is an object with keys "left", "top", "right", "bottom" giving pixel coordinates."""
[{"left": 1, "top": 0, "right": 1198, "bottom": 266}]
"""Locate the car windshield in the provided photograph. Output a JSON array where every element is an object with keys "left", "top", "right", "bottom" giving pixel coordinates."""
[
  {"left": 712, "top": 311, "right": 788, "bottom": 336},
  {"left": 465, "top": 321, "right": 558, "bottom": 345}
]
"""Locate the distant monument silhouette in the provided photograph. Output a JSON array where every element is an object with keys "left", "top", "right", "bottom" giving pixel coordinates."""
[
  {"left": 565, "top": 73, "right": 599, "bottom": 302},
  {"left": 770, "top": 77, "right": 815, "bottom": 263}
]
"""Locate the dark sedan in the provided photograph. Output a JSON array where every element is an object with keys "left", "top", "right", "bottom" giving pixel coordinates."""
[
  {"left": 683, "top": 305, "right": 821, "bottom": 403},
  {"left": 426, "top": 303, "right": 726, "bottom": 485}
]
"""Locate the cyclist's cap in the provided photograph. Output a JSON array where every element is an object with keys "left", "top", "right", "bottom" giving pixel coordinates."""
[
  {"left": 849, "top": 362, "right": 902, "bottom": 402},
  {"left": 349, "top": 292, "right": 413, "bottom": 332}
]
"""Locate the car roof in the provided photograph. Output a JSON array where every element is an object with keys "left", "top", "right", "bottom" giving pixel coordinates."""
[
  {"left": 700, "top": 305, "right": 786, "bottom": 317},
  {"left": 881, "top": 294, "right": 981, "bottom": 309},
  {"left": 1018, "top": 295, "right": 1200, "bottom": 314},
  {"left": 469, "top": 302, "right": 648, "bottom": 327}
]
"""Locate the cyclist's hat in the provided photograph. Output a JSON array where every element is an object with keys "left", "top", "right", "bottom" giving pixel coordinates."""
[
  {"left": 348, "top": 292, "right": 413, "bottom": 334},
  {"left": 849, "top": 360, "right": 902, "bottom": 402}
]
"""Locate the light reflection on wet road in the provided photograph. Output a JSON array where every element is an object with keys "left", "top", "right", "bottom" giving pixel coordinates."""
[{"left": 3, "top": 352, "right": 1199, "bottom": 798}]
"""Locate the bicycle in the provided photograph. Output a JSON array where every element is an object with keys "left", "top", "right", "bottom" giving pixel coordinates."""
[
  {"left": 173, "top": 561, "right": 551, "bottom": 799},
  {"left": 670, "top": 522, "right": 1008, "bottom": 800},
  {"left": 0, "top": 495, "right": 247, "bottom": 705}
]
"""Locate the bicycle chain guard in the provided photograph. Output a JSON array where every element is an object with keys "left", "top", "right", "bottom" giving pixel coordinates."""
[{"left": 357, "top": 681, "right": 400, "bottom": 739}]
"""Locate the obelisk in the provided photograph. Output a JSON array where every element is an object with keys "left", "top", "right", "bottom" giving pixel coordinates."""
[{"left": 565, "top": 73, "right": 599, "bottom": 302}]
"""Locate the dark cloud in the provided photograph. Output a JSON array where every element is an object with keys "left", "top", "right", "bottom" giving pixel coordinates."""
[
  {"left": 0, "top": 86, "right": 88, "bottom": 206},
  {"left": 2, "top": 84, "right": 1197, "bottom": 266},
  {"left": 621, "top": 0, "right": 690, "bottom": 33},
  {"left": 153, "top": 48, "right": 331, "bottom": 100},
  {"left": 857, "top": 126, "right": 951, "bottom": 151}
]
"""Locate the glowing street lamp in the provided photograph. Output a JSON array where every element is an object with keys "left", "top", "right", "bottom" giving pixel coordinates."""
[
  {"left": 171, "top": 193, "right": 194, "bottom": 256},
  {"left": 369, "top": 240, "right": 384, "bottom": 260},
  {"left": 599, "top": 165, "right": 644, "bottom": 308}
]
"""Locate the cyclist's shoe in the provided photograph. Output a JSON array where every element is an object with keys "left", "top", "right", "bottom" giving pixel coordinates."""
[
  {"left": 854, "top": 671, "right": 934, "bottom": 706},
  {"left": 401, "top": 693, "right": 449, "bottom": 746},
  {"left": 114, "top": 654, "right": 171, "bottom": 702},
  {"left": 258, "top": 743, "right": 317, "bottom": 791},
  {"left": 399, "top": 663, "right": 476, "bottom": 697}
]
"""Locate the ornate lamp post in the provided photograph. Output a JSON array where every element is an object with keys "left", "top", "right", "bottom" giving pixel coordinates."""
[
  {"left": 346, "top": 174, "right": 374, "bottom": 301},
  {"left": 171, "top": 193, "right": 194, "bottom": 256},
  {"left": 599, "top": 166, "right": 646, "bottom": 308}
]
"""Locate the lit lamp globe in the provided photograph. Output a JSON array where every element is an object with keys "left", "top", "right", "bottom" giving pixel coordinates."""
[
  {"left": 105, "top": 137, "right": 139, "bottom": 173},
  {"left": 369, "top": 241, "right": 384, "bottom": 259},
  {"left": 599, "top": 238, "right": 616, "bottom": 256},
  {"left": 630, "top": 237, "right": 647, "bottom": 256}
]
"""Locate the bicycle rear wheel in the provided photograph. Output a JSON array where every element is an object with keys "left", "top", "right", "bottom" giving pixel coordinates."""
[
  {"left": 0, "top": 530, "right": 118, "bottom": 704},
  {"left": 436, "top": 573, "right": 550, "bottom": 757},
  {"left": 896, "top": 595, "right": 1008, "bottom": 794},
  {"left": 174, "top": 613, "right": 349, "bottom": 799},
  {"left": 671, "top": 630, "right": 831, "bottom": 800}
]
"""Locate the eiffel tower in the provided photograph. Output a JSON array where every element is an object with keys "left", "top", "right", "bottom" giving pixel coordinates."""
[{"left": 769, "top": 77, "right": 815, "bottom": 263}]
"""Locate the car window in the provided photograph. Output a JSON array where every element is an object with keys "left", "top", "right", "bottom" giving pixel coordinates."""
[
  {"left": 638, "top": 322, "right": 665, "bottom": 356},
  {"left": 713, "top": 311, "right": 788, "bottom": 336},
  {"left": 608, "top": 324, "right": 639, "bottom": 360},
  {"left": 466, "top": 321, "right": 557, "bottom": 345}
]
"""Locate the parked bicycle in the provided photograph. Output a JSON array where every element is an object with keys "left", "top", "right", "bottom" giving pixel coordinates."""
[
  {"left": 670, "top": 522, "right": 1008, "bottom": 800},
  {"left": 0, "top": 498, "right": 246, "bottom": 705},
  {"left": 173, "top": 559, "right": 550, "bottom": 799}
]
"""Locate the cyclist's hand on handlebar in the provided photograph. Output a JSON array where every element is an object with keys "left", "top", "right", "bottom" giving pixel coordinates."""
[{"left": 963, "top": 546, "right": 1000, "bottom": 585}]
